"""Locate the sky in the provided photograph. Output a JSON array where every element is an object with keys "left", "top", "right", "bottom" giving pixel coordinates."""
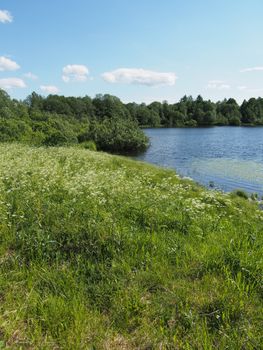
[{"left": 1, "top": 0, "right": 263, "bottom": 103}]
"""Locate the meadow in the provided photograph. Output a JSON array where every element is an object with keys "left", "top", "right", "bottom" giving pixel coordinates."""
[{"left": 0, "top": 143, "right": 262, "bottom": 349}]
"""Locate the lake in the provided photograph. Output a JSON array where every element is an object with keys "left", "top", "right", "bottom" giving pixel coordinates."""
[{"left": 135, "top": 127, "right": 263, "bottom": 196}]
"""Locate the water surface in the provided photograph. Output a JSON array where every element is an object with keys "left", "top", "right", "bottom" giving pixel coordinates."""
[{"left": 135, "top": 127, "right": 263, "bottom": 195}]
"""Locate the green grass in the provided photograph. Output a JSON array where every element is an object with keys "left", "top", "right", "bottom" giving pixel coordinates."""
[{"left": 0, "top": 143, "right": 262, "bottom": 349}]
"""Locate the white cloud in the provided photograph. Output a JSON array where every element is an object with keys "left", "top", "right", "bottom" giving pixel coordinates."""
[
  {"left": 0, "top": 78, "right": 26, "bottom": 90},
  {"left": 207, "top": 80, "right": 230, "bottom": 90},
  {"left": 62, "top": 64, "right": 89, "bottom": 82},
  {"left": 0, "top": 10, "right": 13, "bottom": 23},
  {"left": 237, "top": 86, "right": 247, "bottom": 91},
  {"left": 0, "top": 56, "right": 20, "bottom": 71},
  {"left": 102, "top": 68, "right": 177, "bottom": 86},
  {"left": 237, "top": 86, "right": 263, "bottom": 93},
  {"left": 40, "top": 85, "right": 59, "bottom": 94},
  {"left": 24, "top": 72, "right": 38, "bottom": 80},
  {"left": 240, "top": 66, "right": 263, "bottom": 73},
  {"left": 250, "top": 88, "right": 263, "bottom": 92}
]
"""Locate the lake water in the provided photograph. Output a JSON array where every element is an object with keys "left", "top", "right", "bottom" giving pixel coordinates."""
[{"left": 135, "top": 127, "right": 263, "bottom": 195}]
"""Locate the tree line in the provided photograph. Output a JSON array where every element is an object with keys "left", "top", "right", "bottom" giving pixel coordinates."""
[
  {"left": 0, "top": 90, "right": 148, "bottom": 153},
  {"left": 127, "top": 95, "right": 263, "bottom": 127},
  {"left": 0, "top": 89, "right": 263, "bottom": 153}
]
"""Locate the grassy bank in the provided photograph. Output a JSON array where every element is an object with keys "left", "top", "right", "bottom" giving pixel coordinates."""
[{"left": 0, "top": 143, "right": 262, "bottom": 349}]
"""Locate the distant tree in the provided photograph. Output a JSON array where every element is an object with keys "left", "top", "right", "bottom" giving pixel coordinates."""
[
  {"left": 24, "top": 92, "right": 44, "bottom": 110},
  {"left": 241, "top": 98, "right": 263, "bottom": 124},
  {"left": 136, "top": 104, "right": 152, "bottom": 126},
  {"left": 92, "top": 94, "right": 130, "bottom": 120},
  {"left": 217, "top": 98, "right": 241, "bottom": 125},
  {"left": 43, "top": 95, "right": 72, "bottom": 115}
]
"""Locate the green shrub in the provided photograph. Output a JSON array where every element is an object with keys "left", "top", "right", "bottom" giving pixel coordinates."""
[
  {"left": 88, "top": 117, "right": 149, "bottom": 153},
  {"left": 232, "top": 189, "right": 249, "bottom": 199},
  {"left": 78, "top": 140, "right": 97, "bottom": 151}
]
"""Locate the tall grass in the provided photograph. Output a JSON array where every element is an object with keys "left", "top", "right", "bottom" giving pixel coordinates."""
[{"left": 0, "top": 143, "right": 262, "bottom": 349}]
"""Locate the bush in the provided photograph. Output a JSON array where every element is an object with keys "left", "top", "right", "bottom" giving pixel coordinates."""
[
  {"left": 232, "top": 189, "right": 249, "bottom": 199},
  {"left": 78, "top": 140, "right": 97, "bottom": 151},
  {"left": 88, "top": 118, "right": 149, "bottom": 153},
  {"left": 185, "top": 119, "right": 198, "bottom": 127}
]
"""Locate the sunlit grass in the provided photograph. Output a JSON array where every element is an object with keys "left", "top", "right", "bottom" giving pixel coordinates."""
[{"left": 0, "top": 143, "right": 262, "bottom": 349}]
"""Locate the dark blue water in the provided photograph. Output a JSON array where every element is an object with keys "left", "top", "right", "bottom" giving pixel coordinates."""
[{"left": 136, "top": 127, "right": 263, "bottom": 195}]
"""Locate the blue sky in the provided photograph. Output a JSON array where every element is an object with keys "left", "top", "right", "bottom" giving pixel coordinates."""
[{"left": 1, "top": 0, "right": 263, "bottom": 103}]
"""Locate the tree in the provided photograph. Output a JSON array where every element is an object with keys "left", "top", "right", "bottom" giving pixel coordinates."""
[{"left": 24, "top": 92, "right": 44, "bottom": 110}]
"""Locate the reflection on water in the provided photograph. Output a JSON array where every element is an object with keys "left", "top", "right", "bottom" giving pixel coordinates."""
[{"left": 135, "top": 127, "right": 263, "bottom": 195}]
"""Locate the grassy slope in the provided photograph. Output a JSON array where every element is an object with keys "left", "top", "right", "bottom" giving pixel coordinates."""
[{"left": 0, "top": 144, "right": 262, "bottom": 349}]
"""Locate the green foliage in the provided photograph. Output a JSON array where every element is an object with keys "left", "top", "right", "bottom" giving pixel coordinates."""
[
  {"left": 0, "top": 89, "right": 149, "bottom": 153},
  {"left": 185, "top": 119, "right": 198, "bottom": 127},
  {"left": 88, "top": 117, "right": 149, "bottom": 153},
  {"left": 231, "top": 189, "right": 249, "bottom": 199},
  {"left": 0, "top": 118, "right": 32, "bottom": 142},
  {"left": 78, "top": 140, "right": 97, "bottom": 151},
  {"left": 127, "top": 95, "right": 263, "bottom": 128},
  {"left": 1, "top": 88, "right": 263, "bottom": 153},
  {"left": 0, "top": 143, "right": 262, "bottom": 349},
  {"left": 229, "top": 116, "right": 241, "bottom": 126}
]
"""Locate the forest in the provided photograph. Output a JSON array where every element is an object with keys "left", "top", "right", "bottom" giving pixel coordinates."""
[
  {"left": 128, "top": 95, "right": 263, "bottom": 127},
  {"left": 1, "top": 89, "right": 263, "bottom": 152}
]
